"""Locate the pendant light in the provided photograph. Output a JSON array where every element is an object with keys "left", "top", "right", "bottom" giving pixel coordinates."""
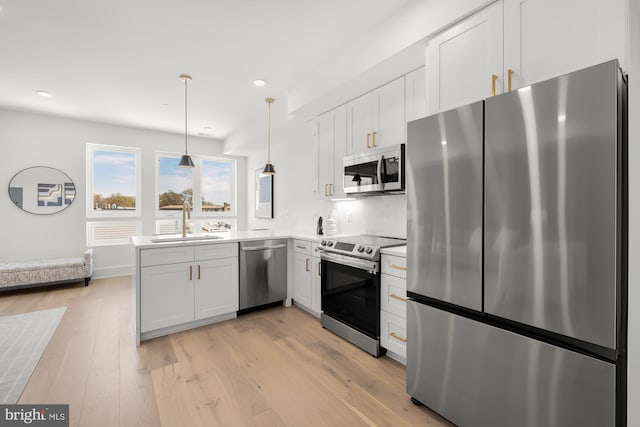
[
  {"left": 262, "top": 97, "right": 275, "bottom": 175},
  {"left": 178, "top": 74, "right": 195, "bottom": 168}
]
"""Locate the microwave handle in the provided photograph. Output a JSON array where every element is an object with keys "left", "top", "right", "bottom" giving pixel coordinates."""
[{"left": 377, "top": 155, "right": 384, "bottom": 187}]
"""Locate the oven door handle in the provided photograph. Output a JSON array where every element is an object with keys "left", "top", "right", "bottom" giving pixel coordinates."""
[{"left": 320, "top": 252, "right": 379, "bottom": 274}]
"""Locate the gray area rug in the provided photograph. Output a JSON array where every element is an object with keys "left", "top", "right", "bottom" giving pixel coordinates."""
[{"left": 0, "top": 307, "right": 66, "bottom": 403}]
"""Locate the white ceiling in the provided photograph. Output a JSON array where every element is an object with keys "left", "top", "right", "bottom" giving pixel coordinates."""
[{"left": 0, "top": 0, "right": 414, "bottom": 145}]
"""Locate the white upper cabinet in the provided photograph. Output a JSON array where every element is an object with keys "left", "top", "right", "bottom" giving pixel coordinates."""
[
  {"left": 426, "top": 1, "right": 503, "bottom": 114},
  {"left": 427, "top": 0, "right": 627, "bottom": 114},
  {"left": 405, "top": 66, "right": 427, "bottom": 122},
  {"left": 348, "top": 76, "right": 406, "bottom": 153},
  {"left": 503, "top": 0, "right": 627, "bottom": 90},
  {"left": 316, "top": 105, "right": 347, "bottom": 199}
]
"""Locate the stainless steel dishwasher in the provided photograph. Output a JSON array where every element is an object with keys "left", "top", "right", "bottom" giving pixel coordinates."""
[{"left": 239, "top": 239, "right": 287, "bottom": 311}]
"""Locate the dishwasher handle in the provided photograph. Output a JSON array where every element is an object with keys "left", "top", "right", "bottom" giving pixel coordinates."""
[{"left": 241, "top": 244, "right": 287, "bottom": 252}]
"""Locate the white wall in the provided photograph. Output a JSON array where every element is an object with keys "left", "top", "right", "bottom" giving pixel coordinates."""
[{"left": 0, "top": 108, "right": 247, "bottom": 278}]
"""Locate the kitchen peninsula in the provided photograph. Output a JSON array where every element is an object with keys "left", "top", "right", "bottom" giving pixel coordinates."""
[{"left": 131, "top": 230, "right": 321, "bottom": 345}]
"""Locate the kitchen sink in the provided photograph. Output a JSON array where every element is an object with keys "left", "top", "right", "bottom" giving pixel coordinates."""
[{"left": 150, "top": 234, "right": 226, "bottom": 243}]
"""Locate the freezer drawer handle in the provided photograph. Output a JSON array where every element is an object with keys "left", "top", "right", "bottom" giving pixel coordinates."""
[
  {"left": 242, "top": 244, "right": 287, "bottom": 251},
  {"left": 390, "top": 332, "right": 407, "bottom": 343},
  {"left": 390, "top": 293, "right": 408, "bottom": 302},
  {"left": 390, "top": 264, "right": 406, "bottom": 271}
]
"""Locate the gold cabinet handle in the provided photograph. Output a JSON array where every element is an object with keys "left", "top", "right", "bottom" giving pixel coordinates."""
[
  {"left": 318, "top": 261, "right": 321, "bottom": 276},
  {"left": 491, "top": 74, "right": 498, "bottom": 96},
  {"left": 324, "top": 184, "right": 329, "bottom": 196},
  {"left": 329, "top": 183, "right": 333, "bottom": 196},
  {"left": 189, "top": 265, "right": 193, "bottom": 281},
  {"left": 390, "top": 264, "right": 407, "bottom": 271},
  {"left": 390, "top": 293, "right": 408, "bottom": 302},
  {"left": 306, "top": 258, "right": 310, "bottom": 272},
  {"left": 372, "top": 131, "right": 377, "bottom": 147},
  {"left": 366, "top": 133, "right": 371, "bottom": 149},
  {"left": 197, "top": 264, "right": 201, "bottom": 280},
  {"left": 296, "top": 245, "right": 307, "bottom": 250},
  {"left": 390, "top": 332, "right": 407, "bottom": 343},
  {"left": 507, "top": 68, "right": 514, "bottom": 91}
]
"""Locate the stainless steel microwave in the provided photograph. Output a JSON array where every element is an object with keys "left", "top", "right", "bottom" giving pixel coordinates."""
[{"left": 343, "top": 143, "right": 405, "bottom": 195}]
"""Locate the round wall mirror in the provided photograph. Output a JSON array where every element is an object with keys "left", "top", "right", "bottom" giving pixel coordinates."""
[{"left": 8, "top": 166, "right": 76, "bottom": 215}]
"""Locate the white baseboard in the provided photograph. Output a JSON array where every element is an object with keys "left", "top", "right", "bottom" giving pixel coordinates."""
[{"left": 92, "top": 264, "right": 134, "bottom": 279}]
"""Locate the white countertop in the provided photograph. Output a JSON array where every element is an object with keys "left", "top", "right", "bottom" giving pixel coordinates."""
[
  {"left": 380, "top": 245, "right": 406, "bottom": 257},
  {"left": 130, "top": 230, "right": 323, "bottom": 250}
]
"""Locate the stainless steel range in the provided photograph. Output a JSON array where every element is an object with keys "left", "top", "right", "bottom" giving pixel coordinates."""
[{"left": 318, "top": 235, "right": 406, "bottom": 357}]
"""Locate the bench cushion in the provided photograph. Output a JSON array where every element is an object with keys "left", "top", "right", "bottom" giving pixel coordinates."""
[{"left": 0, "top": 249, "right": 93, "bottom": 288}]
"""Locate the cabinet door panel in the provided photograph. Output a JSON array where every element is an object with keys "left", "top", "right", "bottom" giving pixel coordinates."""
[
  {"left": 504, "top": 0, "right": 626, "bottom": 90},
  {"left": 317, "top": 111, "right": 335, "bottom": 199},
  {"left": 311, "top": 256, "right": 321, "bottom": 315},
  {"left": 195, "top": 258, "right": 239, "bottom": 320},
  {"left": 373, "top": 77, "right": 405, "bottom": 147},
  {"left": 427, "top": 1, "right": 503, "bottom": 114},
  {"left": 347, "top": 94, "right": 373, "bottom": 154},
  {"left": 405, "top": 67, "right": 427, "bottom": 122},
  {"left": 141, "top": 263, "right": 194, "bottom": 332},
  {"left": 293, "top": 253, "right": 312, "bottom": 308},
  {"left": 332, "top": 105, "right": 347, "bottom": 198}
]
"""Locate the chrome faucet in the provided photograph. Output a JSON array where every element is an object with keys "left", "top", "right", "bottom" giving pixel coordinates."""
[{"left": 182, "top": 200, "right": 192, "bottom": 237}]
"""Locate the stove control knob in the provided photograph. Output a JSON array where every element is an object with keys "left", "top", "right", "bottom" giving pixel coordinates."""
[
  {"left": 320, "top": 240, "right": 326, "bottom": 246},
  {"left": 327, "top": 241, "right": 334, "bottom": 247},
  {"left": 357, "top": 246, "right": 365, "bottom": 252},
  {"left": 365, "top": 247, "right": 373, "bottom": 254}
]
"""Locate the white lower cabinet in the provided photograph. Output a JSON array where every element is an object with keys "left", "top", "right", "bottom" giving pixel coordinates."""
[
  {"left": 293, "top": 240, "right": 313, "bottom": 310},
  {"left": 139, "top": 243, "right": 238, "bottom": 335},
  {"left": 380, "top": 252, "right": 407, "bottom": 362},
  {"left": 380, "top": 310, "right": 407, "bottom": 358},
  {"left": 311, "top": 243, "right": 322, "bottom": 315},
  {"left": 194, "top": 257, "right": 239, "bottom": 320},
  {"left": 141, "top": 262, "right": 195, "bottom": 332},
  {"left": 293, "top": 239, "right": 321, "bottom": 317}
]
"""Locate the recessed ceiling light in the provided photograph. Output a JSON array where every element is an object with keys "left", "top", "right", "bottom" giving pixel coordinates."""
[
  {"left": 160, "top": 103, "right": 169, "bottom": 108},
  {"left": 253, "top": 79, "right": 266, "bottom": 87},
  {"left": 203, "top": 126, "right": 212, "bottom": 131},
  {"left": 35, "top": 90, "right": 52, "bottom": 98}
]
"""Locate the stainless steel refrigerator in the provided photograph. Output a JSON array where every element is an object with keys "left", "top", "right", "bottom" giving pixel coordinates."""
[{"left": 406, "top": 60, "right": 627, "bottom": 426}]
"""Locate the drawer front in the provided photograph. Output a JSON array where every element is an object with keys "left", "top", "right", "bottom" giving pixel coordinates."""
[
  {"left": 381, "top": 274, "right": 407, "bottom": 318},
  {"left": 381, "top": 254, "right": 407, "bottom": 278},
  {"left": 141, "top": 246, "right": 194, "bottom": 267},
  {"left": 195, "top": 243, "right": 238, "bottom": 261},
  {"left": 293, "top": 239, "right": 312, "bottom": 255},
  {"left": 381, "top": 310, "right": 407, "bottom": 360}
]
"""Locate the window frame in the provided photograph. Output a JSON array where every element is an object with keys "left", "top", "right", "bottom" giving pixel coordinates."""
[
  {"left": 155, "top": 151, "right": 237, "bottom": 219},
  {"left": 86, "top": 143, "right": 141, "bottom": 218}
]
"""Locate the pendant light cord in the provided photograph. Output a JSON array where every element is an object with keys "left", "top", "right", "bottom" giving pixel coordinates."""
[
  {"left": 184, "top": 77, "right": 188, "bottom": 155},
  {"left": 267, "top": 100, "right": 271, "bottom": 163}
]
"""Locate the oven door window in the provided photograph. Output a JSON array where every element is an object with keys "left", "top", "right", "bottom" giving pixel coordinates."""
[{"left": 321, "top": 260, "right": 380, "bottom": 338}]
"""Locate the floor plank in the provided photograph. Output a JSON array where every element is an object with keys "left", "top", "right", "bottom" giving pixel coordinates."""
[{"left": 0, "top": 276, "right": 451, "bottom": 426}]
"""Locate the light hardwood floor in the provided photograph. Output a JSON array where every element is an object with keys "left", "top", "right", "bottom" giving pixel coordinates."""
[{"left": 0, "top": 277, "right": 451, "bottom": 427}]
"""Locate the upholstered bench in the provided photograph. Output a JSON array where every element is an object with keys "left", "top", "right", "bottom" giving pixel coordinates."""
[{"left": 0, "top": 249, "right": 94, "bottom": 291}]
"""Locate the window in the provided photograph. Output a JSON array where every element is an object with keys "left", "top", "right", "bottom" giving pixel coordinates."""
[
  {"left": 87, "top": 144, "right": 140, "bottom": 217},
  {"left": 156, "top": 153, "right": 236, "bottom": 231},
  {"left": 86, "top": 144, "right": 141, "bottom": 246}
]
